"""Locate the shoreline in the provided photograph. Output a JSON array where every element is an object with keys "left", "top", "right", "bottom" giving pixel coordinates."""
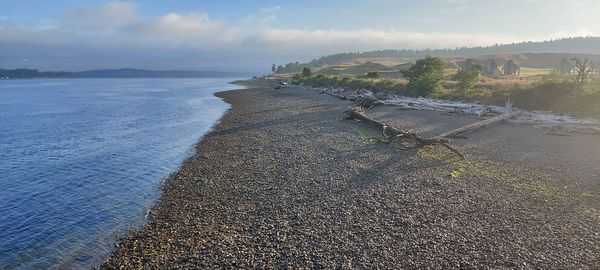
[{"left": 102, "top": 79, "right": 600, "bottom": 268}]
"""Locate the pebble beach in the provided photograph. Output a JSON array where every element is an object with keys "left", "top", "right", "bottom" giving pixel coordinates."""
[{"left": 102, "top": 79, "right": 600, "bottom": 269}]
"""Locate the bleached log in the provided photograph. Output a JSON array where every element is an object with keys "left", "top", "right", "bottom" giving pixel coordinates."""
[{"left": 430, "top": 101, "right": 515, "bottom": 141}]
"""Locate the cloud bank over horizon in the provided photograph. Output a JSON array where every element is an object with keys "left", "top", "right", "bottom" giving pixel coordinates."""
[{"left": 1, "top": 1, "right": 599, "bottom": 72}]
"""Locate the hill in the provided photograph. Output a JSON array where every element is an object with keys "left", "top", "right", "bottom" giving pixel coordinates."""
[
  {"left": 463, "top": 53, "right": 600, "bottom": 68},
  {"left": 0, "top": 68, "right": 248, "bottom": 79},
  {"left": 303, "top": 37, "right": 600, "bottom": 68}
]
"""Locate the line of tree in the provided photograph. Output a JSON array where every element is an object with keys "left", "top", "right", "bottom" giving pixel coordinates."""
[
  {"left": 0, "top": 68, "right": 71, "bottom": 79},
  {"left": 272, "top": 62, "right": 313, "bottom": 74},
  {"left": 301, "top": 37, "right": 600, "bottom": 67}
]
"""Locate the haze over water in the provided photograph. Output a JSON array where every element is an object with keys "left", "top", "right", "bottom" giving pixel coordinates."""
[{"left": 0, "top": 78, "right": 239, "bottom": 269}]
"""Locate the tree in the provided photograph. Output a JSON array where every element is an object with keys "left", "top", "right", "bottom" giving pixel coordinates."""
[
  {"left": 554, "top": 57, "right": 574, "bottom": 75},
  {"left": 401, "top": 56, "right": 445, "bottom": 96},
  {"left": 502, "top": 60, "right": 520, "bottom": 76},
  {"left": 455, "top": 65, "right": 482, "bottom": 91},
  {"left": 482, "top": 59, "right": 500, "bottom": 76},
  {"left": 301, "top": 67, "right": 312, "bottom": 77},
  {"left": 570, "top": 57, "right": 594, "bottom": 91},
  {"left": 272, "top": 64, "right": 276, "bottom": 73}
]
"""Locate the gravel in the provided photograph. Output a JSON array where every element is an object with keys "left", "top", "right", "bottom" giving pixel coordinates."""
[{"left": 101, "top": 80, "right": 600, "bottom": 269}]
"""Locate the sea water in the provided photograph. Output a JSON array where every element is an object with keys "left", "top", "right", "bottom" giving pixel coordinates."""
[{"left": 0, "top": 78, "right": 241, "bottom": 269}]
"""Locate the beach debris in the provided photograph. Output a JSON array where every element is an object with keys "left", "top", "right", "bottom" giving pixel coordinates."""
[
  {"left": 307, "top": 85, "right": 600, "bottom": 135},
  {"left": 430, "top": 100, "right": 516, "bottom": 141},
  {"left": 345, "top": 106, "right": 464, "bottom": 158},
  {"left": 345, "top": 101, "right": 516, "bottom": 158},
  {"left": 381, "top": 96, "right": 504, "bottom": 117}
]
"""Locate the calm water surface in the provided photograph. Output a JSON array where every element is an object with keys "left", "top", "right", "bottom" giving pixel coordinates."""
[{"left": 0, "top": 78, "right": 242, "bottom": 269}]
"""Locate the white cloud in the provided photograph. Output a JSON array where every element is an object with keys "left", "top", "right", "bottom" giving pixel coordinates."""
[
  {"left": 151, "top": 13, "right": 222, "bottom": 34},
  {"left": 242, "top": 5, "right": 281, "bottom": 29},
  {"left": 253, "top": 28, "right": 521, "bottom": 55},
  {"left": 2, "top": 1, "right": 600, "bottom": 71},
  {"left": 63, "top": 1, "right": 137, "bottom": 31},
  {"left": 0, "top": 2, "right": 522, "bottom": 53}
]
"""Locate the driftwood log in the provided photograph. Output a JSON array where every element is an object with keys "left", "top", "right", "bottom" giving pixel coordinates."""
[
  {"left": 345, "top": 101, "right": 515, "bottom": 158},
  {"left": 345, "top": 106, "right": 464, "bottom": 158},
  {"left": 430, "top": 101, "right": 515, "bottom": 141}
]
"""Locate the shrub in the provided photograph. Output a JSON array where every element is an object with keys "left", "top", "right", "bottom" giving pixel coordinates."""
[
  {"left": 402, "top": 56, "right": 444, "bottom": 96},
  {"left": 509, "top": 80, "right": 576, "bottom": 110},
  {"left": 301, "top": 67, "right": 312, "bottom": 77},
  {"left": 454, "top": 65, "right": 482, "bottom": 91},
  {"left": 365, "top": 71, "right": 379, "bottom": 79}
]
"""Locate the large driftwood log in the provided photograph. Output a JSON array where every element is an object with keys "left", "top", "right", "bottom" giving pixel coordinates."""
[
  {"left": 431, "top": 101, "right": 515, "bottom": 141},
  {"left": 345, "top": 101, "right": 516, "bottom": 158},
  {"left": 345, "top": 106, "right": 464, "bottom": 158}
]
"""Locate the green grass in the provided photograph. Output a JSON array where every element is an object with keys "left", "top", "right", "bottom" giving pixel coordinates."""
[
  {"left": 519, "top": 67, "right": 553, "bottom": 77},
  {"left": 356, "top": 129, "right": 380, "bottom": 142}
]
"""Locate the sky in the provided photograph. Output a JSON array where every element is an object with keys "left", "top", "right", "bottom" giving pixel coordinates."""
[{"left": 1, "top": 0, "right": 599, "bottom": 72}]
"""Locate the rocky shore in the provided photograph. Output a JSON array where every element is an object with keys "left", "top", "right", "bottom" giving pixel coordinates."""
[{"left": 101, "top": 79, "right": 600, "bottom": 269}]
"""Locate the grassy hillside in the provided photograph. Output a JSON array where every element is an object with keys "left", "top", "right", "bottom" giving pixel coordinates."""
[
  {"left": 464, "top": 53, "right": 600, "bottom": 69},
  {"left": 317, "top": 62, "right": 394, "bottom": 76},
  {"left": 276, "top": 53, "right": 599, "bottom": 82},
  {"left": 304, "top": 37, "right": 600, "bottom": 67},
  {"left": 315, "top": 53, "right": 597, "bottom": 71}
]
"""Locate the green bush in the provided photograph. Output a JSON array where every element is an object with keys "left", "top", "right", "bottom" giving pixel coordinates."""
[
  {"left": 365, "top": 71, "right": 379, "bottom": 79},
  {"left": 454, "top": 65, "right": 482, "bottom": 91},
  {"left": 402, "top": 56, "right": 444, "bottom": 96},
  {"left": 509, "top": 80, "right": 576, "bottom": 110},
  {"left": 301, "top": 67, "right": 312, "bottom": 77}
]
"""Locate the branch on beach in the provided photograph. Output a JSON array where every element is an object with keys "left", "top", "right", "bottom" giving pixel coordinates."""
[
  {"left": 345, "top": 101, "right": 516, "bottom": 159},
  {"left": 430, "top": 100, "right": 516, "bottom": 141},
  {"left": 345, "top": 106, "right": 464, "bottom": 158}
]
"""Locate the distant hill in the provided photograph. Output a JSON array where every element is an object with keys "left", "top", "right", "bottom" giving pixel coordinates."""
[
  {"left": 0, "top": 68, "right": 248, "bottom": 79},
  {"left": 463, "top": 53, "right": 600, "bottom": 68},
  {"left": 276, "top": 52, "right": 600, "bottom": 79},
  {"left": 301, "top": 37, "right": 600, "bottom": 68},
  {"left": 0, "top": 69, "right": 72, "bottom": 79}
]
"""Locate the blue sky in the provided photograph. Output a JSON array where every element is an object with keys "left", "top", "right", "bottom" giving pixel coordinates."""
[{"left": 1, "top": 0, "right": 599, "bottom": 72}]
